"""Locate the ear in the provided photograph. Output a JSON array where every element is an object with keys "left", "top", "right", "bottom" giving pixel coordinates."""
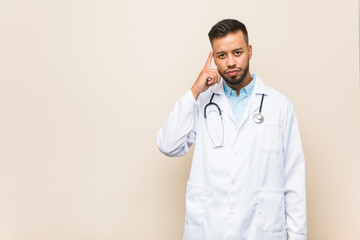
[{"left": 248, "top": 44, "right": 253, "bottom": 60}]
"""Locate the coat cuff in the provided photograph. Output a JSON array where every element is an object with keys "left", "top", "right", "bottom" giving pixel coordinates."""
[
  {"left": 184, "top": 89, "right": 199, "bottom": 106},
  {"left": 288, "top": 232, "right": 307, "bottom": 240}
]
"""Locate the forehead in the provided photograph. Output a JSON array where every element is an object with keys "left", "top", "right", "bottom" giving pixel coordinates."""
[{"left": 212, "top": 31, "right": 247, "bottom": 53}]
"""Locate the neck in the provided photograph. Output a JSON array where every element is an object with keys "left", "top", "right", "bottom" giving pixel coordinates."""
[{"left": 227, "top": 72, "right": 253, "bottom": 96}]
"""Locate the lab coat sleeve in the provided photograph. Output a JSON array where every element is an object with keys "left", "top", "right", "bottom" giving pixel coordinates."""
[
  {"left": 283, "top": 104, "right": 307, "bottom": 240},
  {"left": 157, "top": 89, "right": 198, "bottom": 157}
]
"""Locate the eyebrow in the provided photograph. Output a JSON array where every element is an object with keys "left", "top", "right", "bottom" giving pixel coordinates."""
[
  {"left": 216, "top": 48, "right": 244, "bottom": 55},
  {"left": 233, "top": 48, "right": 244, "bottom": 51}
]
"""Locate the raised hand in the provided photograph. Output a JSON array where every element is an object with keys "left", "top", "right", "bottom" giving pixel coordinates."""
[{"left": 191, "top": 51, "right": 221, "bottom": 100}]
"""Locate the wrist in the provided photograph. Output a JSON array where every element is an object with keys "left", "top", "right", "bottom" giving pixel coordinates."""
[{"left": 191, "top": 86, "right": 200, "bottom": 100}]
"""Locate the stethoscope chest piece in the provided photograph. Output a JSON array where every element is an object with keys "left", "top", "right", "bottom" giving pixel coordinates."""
[{"left": 253, "top": 113, "right": 264, "bottom": 124}]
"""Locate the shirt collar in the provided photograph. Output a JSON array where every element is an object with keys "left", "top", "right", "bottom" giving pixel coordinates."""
[
  {"left": 223, "top": 75, "right": 256, "bottom": 97},
  {"left": 223, "top": 79, "right": 236, "bottom": 97}
]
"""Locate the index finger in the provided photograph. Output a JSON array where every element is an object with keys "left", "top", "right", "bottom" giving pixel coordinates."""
[{"left": 204, "top": 50, "right": 213, "bottom": 69}]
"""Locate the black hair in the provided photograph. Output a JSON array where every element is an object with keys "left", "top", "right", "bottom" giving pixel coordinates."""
[{"left": 208, "top": 19, "right": 248, "bottom": 45}]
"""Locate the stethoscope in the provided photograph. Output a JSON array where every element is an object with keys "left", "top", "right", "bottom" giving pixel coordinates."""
[{"left": 204, "top": 93, "right": 265, "bottom": 148}]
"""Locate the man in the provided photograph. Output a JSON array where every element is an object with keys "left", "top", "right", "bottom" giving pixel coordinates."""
[{"left": 157, "top": 19, "right": 307, "bottom": 240}]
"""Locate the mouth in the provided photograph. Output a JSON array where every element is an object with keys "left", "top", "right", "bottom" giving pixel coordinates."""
[{"left": 226, "top": 70, "right": 239, "bottom": 76}]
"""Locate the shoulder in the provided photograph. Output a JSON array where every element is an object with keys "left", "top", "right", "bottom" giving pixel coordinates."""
[
  {"left": 266, "top": 85, "right": 293, "bottom": 108},
  {"left": 263, "top": 85, "right": 299, "bottom": 128},
  {"left": 254, "top": 73, "right": 294, "bottom": 111},
  {"left": 258, "top": 76, "right": 297, "bottom": 119}
]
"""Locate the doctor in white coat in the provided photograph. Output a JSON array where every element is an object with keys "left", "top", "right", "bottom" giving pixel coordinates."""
[{"left": 157, "top": 19, "right": 307, "bottom": 240}]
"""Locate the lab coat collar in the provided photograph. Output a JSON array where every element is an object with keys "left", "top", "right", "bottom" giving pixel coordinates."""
[
  {"left": 236, "top": 74, "right": 269, "bottom": 130},
  {"left": 208, "top": 73, "right": 269, "bottom": 128},
  {"left": 252, "top": 74, "right": 268, "bottom": 95},
  {"left": 208, "top": 80, "right": 234, "bottom": 122},
  {"left": 209, "top": 79, "right": 225, "bottom": 95}
]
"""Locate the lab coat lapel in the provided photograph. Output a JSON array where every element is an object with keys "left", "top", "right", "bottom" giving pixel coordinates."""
[
  {"left": 210, "top": 80, "right": 236, "bottom": 123},
  {"left": 237, "top": 76, "right": 268, "bottom": 130}
]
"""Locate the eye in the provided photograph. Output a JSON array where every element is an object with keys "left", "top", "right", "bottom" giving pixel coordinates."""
[
  {"left": 234, "top": 51, "right": 242, "bottom": 56},
  {"left": 217, "top": 54, "right": 225, "bottom": 59}
]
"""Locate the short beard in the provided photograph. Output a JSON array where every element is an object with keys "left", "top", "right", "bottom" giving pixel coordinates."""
[{"left": 219, "top": 62, "right": 249, "bottom": 87}]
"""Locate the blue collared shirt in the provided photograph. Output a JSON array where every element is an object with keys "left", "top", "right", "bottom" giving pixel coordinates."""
[{"left": 223, "top": 74, "right": 256, "bottom": 124}]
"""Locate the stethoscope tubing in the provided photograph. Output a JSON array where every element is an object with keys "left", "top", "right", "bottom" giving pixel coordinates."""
[
  {"left": 259, "top": 94, "right": 265, "bottom": 114},
  {"left": 204, "top": 93, "right": 266, "bottom": 147},
  {"left": 204, "top": 93, "right": 221, "bottom": 118},
  {"left": 204, "top": 93, "right": 224, "bottom": 147},
  {"left": 204, "top": 93, "right": 265, "bottom": 120}
]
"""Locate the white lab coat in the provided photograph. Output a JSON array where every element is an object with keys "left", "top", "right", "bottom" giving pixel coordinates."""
[{"left": 157, "top": 74, "right": 307, "bottom": 240}]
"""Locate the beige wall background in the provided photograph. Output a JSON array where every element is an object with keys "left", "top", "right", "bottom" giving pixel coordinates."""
[{"left": 0, "top": 0, "right": 359, "bottom": 239}]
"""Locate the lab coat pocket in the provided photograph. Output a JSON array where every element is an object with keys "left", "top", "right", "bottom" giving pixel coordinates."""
[
  {"left": 257, "top": 124, "right": 282, "bottom": 153},
  {"left": 256, "top": 188, "right": 286, "bottom": 233},
  {"left": 185, "top": 182, "right": 207, "bottom": 228}
]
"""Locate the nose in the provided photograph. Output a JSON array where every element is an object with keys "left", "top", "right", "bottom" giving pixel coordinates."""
[{"left": 226, "top": 55, "right": 236, "bottom": 68}]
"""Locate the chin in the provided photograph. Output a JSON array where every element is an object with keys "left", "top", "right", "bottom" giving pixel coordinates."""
[{"left": 225, "top": 75, "right": 244, "bottom": 86}]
